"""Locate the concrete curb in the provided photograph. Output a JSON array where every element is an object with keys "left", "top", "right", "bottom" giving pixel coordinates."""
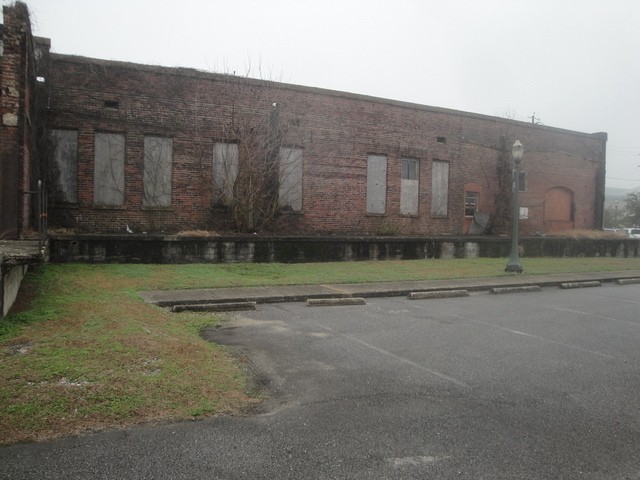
[
  {"left": 171, "top": 302, "right": 257, "bottom": 313},
  {"left": 559, "top": 281, "right": 601, "bottom": 289},
  {"left": 407, "top": 290, "right": 469, "bottom": 300},
  {"left": 307, "top": 298, "right": 366, "bottom": 307},
  {"left": 141, "top": 270, "right": 640, "bottom": 309},
  {"left": 491, "top": 286, "right": 542, "bottom": 294}
]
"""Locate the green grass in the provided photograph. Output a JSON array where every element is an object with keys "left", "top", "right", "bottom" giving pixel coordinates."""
[
  {"left": 35, "top": 256, "right": 638, "bottom": 292},
  {"left": 143, "top": 256, "right": 640, "bottom": 289},
  {"left": 1, "top": 256, "right": 640, "bottom": 445}
]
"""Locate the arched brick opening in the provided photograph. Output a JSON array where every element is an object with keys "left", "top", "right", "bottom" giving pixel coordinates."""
[{"left": 544, "top": 187, "right": 575, "bottom": 232}]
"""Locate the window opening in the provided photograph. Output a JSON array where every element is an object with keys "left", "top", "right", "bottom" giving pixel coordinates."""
[{"left": 465, "top": 192, "right": 479, "bottom": 217}]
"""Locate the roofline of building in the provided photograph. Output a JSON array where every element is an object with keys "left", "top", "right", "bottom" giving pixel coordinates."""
[
  {"left": 49, "top": 52, "right": 607, "bottom": 143},
  {"left": 34, "top": 36, "right": 50, "bottom": 46}
]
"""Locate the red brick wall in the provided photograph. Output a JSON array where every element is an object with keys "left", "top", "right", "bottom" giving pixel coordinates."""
[
  {"left": 0, "top": 2, "right": 37, "bottom": 239},
  {"left": 47, "top": 55, "right": 606, "bottom": 236}
]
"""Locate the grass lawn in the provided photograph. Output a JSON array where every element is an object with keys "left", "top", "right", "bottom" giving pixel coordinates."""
[{"left": 2, "top": 256, "right": 640, "bottom": 445}]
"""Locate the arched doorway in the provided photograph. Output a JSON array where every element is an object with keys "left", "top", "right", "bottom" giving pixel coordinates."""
[{"left": 544, "top": 187, "right": 574, "bottom": 232}]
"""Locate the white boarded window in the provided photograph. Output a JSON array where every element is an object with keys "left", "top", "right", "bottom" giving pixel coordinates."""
[
  {"left": 143, "top": 136, "right": 173, "bottom": 207},
  {"left": 279, "top": 147, "right": 303, "bottom": 212},
  {"left": 51, "top": 129, "right": 78, "bottom": 203},
  {"left": 366, "top": 154, "right": 387, "bottom": 214},
  {"left": 401, "top": 158, "right": 419, "bottom": 215},
  {"left": 213, "top": 142, "right": 239, "bottom": 203},
  {"left": 94, "top": 133, "right": 125, "bottom": 206},
  {"left": 431, "top": 160, "right": 449, "bottom": 217}
]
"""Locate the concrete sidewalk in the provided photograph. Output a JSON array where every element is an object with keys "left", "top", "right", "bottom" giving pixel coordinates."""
[{"left": 139, "top": 270, "right": 640, "bottom": 308}]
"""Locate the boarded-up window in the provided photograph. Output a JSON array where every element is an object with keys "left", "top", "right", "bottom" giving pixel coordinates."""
[
  {"left": 51, "top": 129, "right": 78, "bottom": 203},
  {"left": 279, "top": 147, "right": 303, "bottom": 212},
  {"left": 143, "top": 136, "right": 173, "bottom": 207},
  {"left": 401, "top": 158, "right": 419, "bottom": 215},
  {"left": 94, "top": 133, "right": 125, "bottom": 206},
  {"left": 431, "top": 160, "right": 449, "bottom": 217},
  {"left": 213, "top": 142, "right": 239, "bottom": 203},
  {"left": 544, "top": 187, "right": 574, "bottom": 230},
  {"left": 366, "top": 155, "right": 387, "bottom": 214}
]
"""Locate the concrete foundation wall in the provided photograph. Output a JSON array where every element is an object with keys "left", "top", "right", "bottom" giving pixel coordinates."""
[{"left": 49, "top": 235, "right": 640, "bottom": 264}]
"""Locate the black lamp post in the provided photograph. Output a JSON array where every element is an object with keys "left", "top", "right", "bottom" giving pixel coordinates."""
[{"left": 505, "top": 140, "right": 524, "bottom": 273}]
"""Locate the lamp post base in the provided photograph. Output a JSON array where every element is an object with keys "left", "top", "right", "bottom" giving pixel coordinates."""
[{"left": 505, "top": 262, "right": 523, "bottom": 273}]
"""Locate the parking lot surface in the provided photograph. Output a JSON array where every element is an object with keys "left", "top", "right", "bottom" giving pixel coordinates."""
[{"left": 2, "top": 284, "right": 639, "bottom": 479}]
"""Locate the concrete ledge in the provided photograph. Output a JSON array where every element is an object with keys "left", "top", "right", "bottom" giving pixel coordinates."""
[
  {"left": 50, "top": 234, "right": 640, "bottom": 264},
  {"left": 407, "top": 290, "right": 469, "bottom": 300},
  {"left": 2, "top": 264, "right": 29, "bottom": 317},
  {"left": 615, "top": 278, "right": 640, "bottom": 285},
  {"left": 559, "top": 281, "right": 601, "bottom": 289},
  {"left": 1, "top": 240, "right": 46, "bottom": 318},
  {"left": 307, "top": 297, "right": 366, "bottom": 307},
  {"left": 171, "top": 302, "right": 257, "bottom": 313},
  {"left": 491, "top": 286, "right": 542, "bottom": 294}
]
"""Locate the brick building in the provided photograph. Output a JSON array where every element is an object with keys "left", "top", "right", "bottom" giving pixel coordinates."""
[{"left": 1, "top": 3, "right": 607, "bottom": 238}]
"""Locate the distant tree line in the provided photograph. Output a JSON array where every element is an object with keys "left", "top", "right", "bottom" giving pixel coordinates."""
[{"left": 603, "top": 192, "right": 640, "bottom": 228}]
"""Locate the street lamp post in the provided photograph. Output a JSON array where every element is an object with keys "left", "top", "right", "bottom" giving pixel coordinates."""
[
  {"left": 505, "top": 140, "right": 524, "bottom": 273},
  {"left": 614, "top": 200, "right": 619, "bottom": 226}
]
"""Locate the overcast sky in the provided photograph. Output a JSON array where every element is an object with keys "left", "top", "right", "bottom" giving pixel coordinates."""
[{"left": 13, "top": 0, "right": 640, "bottom": 190}]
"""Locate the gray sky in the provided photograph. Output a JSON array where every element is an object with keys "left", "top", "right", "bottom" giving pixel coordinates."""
[{"left": 15, "top": 0, "right": 640, "bottom": 190}]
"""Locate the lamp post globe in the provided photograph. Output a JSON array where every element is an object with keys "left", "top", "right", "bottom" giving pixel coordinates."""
[
  {"left": 512, "top": 140, "right": 524, "bottom": 163},
  {"left": 505, "top": 140, "right": 524, "bottom": 273}
]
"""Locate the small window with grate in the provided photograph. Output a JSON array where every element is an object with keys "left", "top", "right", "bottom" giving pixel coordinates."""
[{"left": 465, "top": 191, "right": 479, "bottom": 217}]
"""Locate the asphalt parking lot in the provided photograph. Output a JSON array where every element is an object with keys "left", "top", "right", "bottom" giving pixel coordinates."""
[{"left": 2, "top": 283, "right": 639, "bottom": 479}]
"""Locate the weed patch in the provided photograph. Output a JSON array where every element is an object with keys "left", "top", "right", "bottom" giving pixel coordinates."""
[{"left": 0, "top": 268, "right": 256, "bottom": 445}]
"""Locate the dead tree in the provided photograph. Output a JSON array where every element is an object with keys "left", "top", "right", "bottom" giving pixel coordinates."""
[
  {"left": 212, "top": 81, "right": 304, "bottom": 232},
  {"left": 487, "top": 135, "right": 513, "bottom": 235}
]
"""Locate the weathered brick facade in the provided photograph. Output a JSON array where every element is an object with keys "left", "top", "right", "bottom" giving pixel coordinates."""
[
  {"left": 2, "top": 3, "right": 608, "bottom": 237},
  {"left": 0, "top": 2, "right": 36, "bottom": 239}
]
